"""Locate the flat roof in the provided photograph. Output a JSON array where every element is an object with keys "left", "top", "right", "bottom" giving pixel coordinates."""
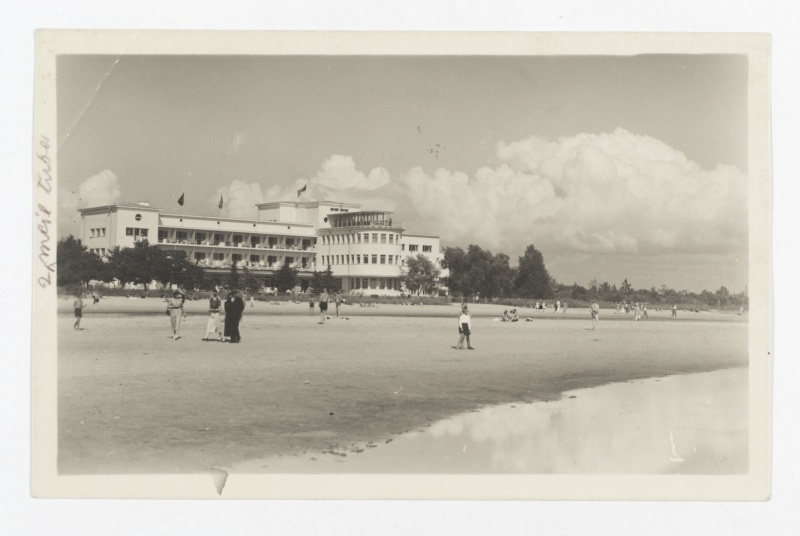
[
  {"left": 256, "top": 200, "right": 362, "bottom": 209},
  {"left": 78, "top": 203, "right": 161, "bottom": 214}
]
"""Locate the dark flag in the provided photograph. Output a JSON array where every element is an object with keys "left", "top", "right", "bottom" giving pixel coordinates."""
[
  {"left": 219, "top": 195, "right": 224, "bottom": 209},
  {"left": 177, "top": 193, "right": 184, "bottom": 206},
  {"left": 297, "top": 184, "right": 307, "bottom": 198}
]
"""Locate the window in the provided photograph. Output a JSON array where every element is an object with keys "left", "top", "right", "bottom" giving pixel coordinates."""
[
  {"left": 301, "top": 258, "right": 308, "bottom": 268},
  {"left": 213, "top": 253, "right": 225, "bottom": 261},
  {"left": 401, "top": 244, "right": 405, "bottom": 251},
  {"left": 380, "top": 255, "right": 386, "bottom": 264},
  {"left": 90, "top": 229, "right": 96, "bottom": 238},
  {"left": 357, "top": 234, "right": 361, "bottom": 243},
  {"left": 372, "top": 233, "right": 378, "bottom": 243},
  {"left": 409, "top": 244, "right": 419, "bottom": 252},
  {"left": 362, "top": 278, "right": 368, "bottom": 289},
  {"left": 233, "top": 234, "right": 243, "bottom": 244},
  {"left": 286, "top": 257, "right": 294, "bottom": 265},
  {"left": 423, "top": 245, "right": 432, "bottom": 252},
  {"left": 388, "top": 255, "right": 393, "bottom": 264},
  {"left": 364, "top": 233, "right": 369, "bottom": 244},
  {"left": 126, "top": 227, "right": 148, "bottom": 238},
  {"left": 176, "top": 231, "right": 188, "bottom": 241},
  {"left": 250, "top": 255, "right": 260, "bottom": 263},
  {"left": 381, "top": 234, "right": 386, "bottom": 244},
  {"left": 232, "top": 254, "right": 243, "bottom": 262},
  {"left": 215, "top": 233, "right": 225, "bottom": 244},
  {"left": 268, "top": 255, "right": 277, "bottom": 266},
  {"left": 389, "top": 234, "right": 394, "bottom": 244},
  {"left": 371, "top": 255, "right": 377, "bottom": 264},
  {"left": 356, "top": 255, "right": 361, "bottom": 264},
  {"left": 195, "top": 252, "right": 207, "bottom": 261}
]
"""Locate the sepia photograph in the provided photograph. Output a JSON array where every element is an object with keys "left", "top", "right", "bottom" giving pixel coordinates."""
[{"left": 31, "top": 30, "right": 771, "bottom": 500}]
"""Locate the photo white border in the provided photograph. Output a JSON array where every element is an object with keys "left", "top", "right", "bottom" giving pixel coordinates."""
[{"left": 31, "top": 29, "right": 771, "bottom": 501}]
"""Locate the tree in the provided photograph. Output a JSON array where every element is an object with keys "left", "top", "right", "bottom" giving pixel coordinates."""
[
  {"left": 152, "top": 249, "right": 205, "bottom": 290},
  {"left": 620, "top": 278, "right": 633, "bottom": 294},
  {"left": 242, "top": 266, "right": 262, "bottom": 295},
  {"left": 401, "top": 254, "right": 441, "bottom": 295},
  {"left": 56, "top": 235, "right": 104, "bottom": 288},
  {"left": 514, "top": 244, "right": 553, "bottom": 299},
  {"left": 226, "top": 260, "right": 241, "bottom": 290},
  {"left": 106, "top": 240, "right": 160, "bottom": 289},
  {"left": 273, "top": 259, "right": 298, "bottom": 292}
]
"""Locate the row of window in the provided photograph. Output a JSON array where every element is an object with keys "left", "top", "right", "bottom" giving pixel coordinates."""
[
  {"left": 405, "top": 244, "right": 433, "bottom": 252},
  {"left": 90, "top": 248, "right": 107, "bottom": 256},
  {"left": 321, "top": 232, "right": 400, "bottom": 246},
  {"left": 125, "top": 227, "right": 149, "bottom": 237},
  {"left": 158, "top": 230, "right": 314, "bottom": 248},
  {"left": 193, "top": 252, "right": 310, "bottom": 268},
  {"left": 328, "top": 208, "right": 349, "bottom": 212},
  {"left": 350, "top": 277, "right": 402, "bottom": 291},
  {"left": 89, "top": 227, "right": 106, "bottom": 238},
  {"left": 320, "top": 254, "right": 402, "bottom": 266}
]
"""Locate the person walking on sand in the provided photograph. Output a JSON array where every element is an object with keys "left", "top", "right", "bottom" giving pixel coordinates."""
[
  {"left": 203, "top": 290, "right": 223, "bottom": 341},
  {"left": 308, "top": 293, "right": 315, "bottom": 315},
  {"left": 456, "top": 304, "right": 474, "bottom": 350},
  {"left": 555, "top": 300, "right": 560, "bottom": 313},
  {"left": 590, "top": 302, "right": 600, "bottom": 330},
  {"left": 73, "top": 292, "right": 86, "bottom": 330},
  {"left": 634, "top": 302, "right": 642, "bottom": 321},
  {"left": 671, "top": 304, "right": 678, "bottom": 318},
  {"left": 166, "top": 289, "right": 186, "bottom": 340},
  {"left": 319, "top": 288, "right": 329, "bottom": 324},
  {"left": 248, "top": 293, "right": 255, "bottom": 308},
  {"left": 335, "top": 292, "right": 342, "bottom": 318},
  {"left": 224, "top": 290, "right": 245, "bottom": 343},
  {"left": 642, "top": 302, "right": 648, "bottom": 319}
]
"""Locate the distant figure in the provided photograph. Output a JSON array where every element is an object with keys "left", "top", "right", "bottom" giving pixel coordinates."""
[
  {"left": 671, "top": 304, "right": 678, "bottom": 318},
  {"left": 634, "top": 302, "right": 642, "bottom": 321},
  {"left": 590, "top": 302, "right": 600, "bottom": 330},
  {"left": 309, "top": 294, "right": 315, "bottom": 315},
  {"left": 165, "top": 289, "right": 186, "bottom": 340},
  {"left": 224, "top": 290, "right": 245, "bottom": 343},
  {"left": 642, "top": 302, "right": 648, "bottom": 319},
  {"left": 509, "top": 308, "right": 519, "bottom": 322},
  {"left": 534, "top": 301, "right": 540, "bottom": 310},
  {"left": 456, "top": 304, "right": 474, "bottom": 350},
  {"left": 91, "top": 291, "right": 100, "bottom": 305},
  {"left": 739, "top": 306, "right": 744, "bottom": 316},
  {"left": 73, "top": 292, "right": 86, "bottom": 330},
  {"left": 555, "top": 300, "right": 560, "bottom": 313},
  {"left": 335, "top": 293, "right": 342, "bottom": 318},
  {"left": 319, "top": 288, "right": 329, "bottom": 324},
  {"left": 248, "top": 293, "right": 255, "bottom": 308},
  {"left": 502, "top": 309, "right": 510, "bottom": 322},
  {"left": 203, "top": 290, "right": 223, "bottom": 341},
  {"left": 562, "top": 301, "right": 568, "bottom": 314}
]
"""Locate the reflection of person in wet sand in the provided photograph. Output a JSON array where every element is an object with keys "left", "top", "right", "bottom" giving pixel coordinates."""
[
  {"left": 590, "top": 302, "right": 600, "bottom": 330},
  {"left": 456, "top": 305, "right": 474, "bottom": 350}
]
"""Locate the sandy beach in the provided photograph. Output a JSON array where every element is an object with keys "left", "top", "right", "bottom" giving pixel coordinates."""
[{"left": 57, "top": 297, "right": 748, "bottom": 474}]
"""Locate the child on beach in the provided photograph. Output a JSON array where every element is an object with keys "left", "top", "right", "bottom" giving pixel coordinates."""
[
  {"left": 73, "top": 292, "right": 86, "bottom": 330},
  {"left": 590, "top": 302, "right": 600, "bottom": 330},
  {"left": 335, "top": 293, "right": 342, "bottom": 318},
  {"left": 309, "top": 294, "right": 315, "bottom": 315},
  {"left": 319, "top": 288, "right": 329, "bottom": 324},
  {"left": 456, "top": 305, "right": 474, "bottom": 350}
]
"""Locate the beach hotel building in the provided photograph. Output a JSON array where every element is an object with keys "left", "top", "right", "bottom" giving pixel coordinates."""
[{"left": 78, "top": 200, "right": 446, "bottom": 295}]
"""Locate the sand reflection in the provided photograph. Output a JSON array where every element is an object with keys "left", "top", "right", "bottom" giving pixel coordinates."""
[{"left": 230, "top": 368, "right": 747, "bottom": 474}]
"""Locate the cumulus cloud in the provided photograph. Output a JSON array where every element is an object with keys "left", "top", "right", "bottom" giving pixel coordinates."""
[
  {"left": 60, "top": 169, "right": 122, "bottom": 228},
  {"left": 211, "top": 180, "right": 265, "bottom": 219},
  {"left": 220, "top": 128, "right": 747, "bottom": 261}
]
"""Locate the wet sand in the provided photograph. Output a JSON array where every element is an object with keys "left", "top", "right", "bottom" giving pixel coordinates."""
[
  {"left": 58, "top": 298, "right": 748, "bottom": 474},
  {"left": 227, "top": 368, "right": 747, "bottom": 474}
]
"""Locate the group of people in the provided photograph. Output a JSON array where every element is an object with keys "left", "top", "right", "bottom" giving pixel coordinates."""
[
  {"left": 308, "top": 288, "right": 344, "bottom": 323},
  {"left": 164, "top": 288, "right": 246, "bottom": 342},
  {"left": 501, "top": 309, "right": 519, "bottom": 322}
]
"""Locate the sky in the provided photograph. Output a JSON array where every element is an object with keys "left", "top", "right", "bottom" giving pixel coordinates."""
[{"left": 57, "top": 54, "right": 749, "bottom": 293}]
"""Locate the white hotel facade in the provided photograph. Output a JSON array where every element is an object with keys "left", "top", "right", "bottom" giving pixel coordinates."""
[{"left": 78, "top": 200, "right": 446, "bottom": 295}]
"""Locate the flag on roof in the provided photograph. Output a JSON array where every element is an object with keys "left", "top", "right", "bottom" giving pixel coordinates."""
[
  {"left": 297, "top": 184, "right": 307, "bottom": 198},
  {"left": 177, "top": 193, "right": 184, "bottom": 206},
  {"left": 218, "top": 195, "right": 224, "bottom": 209}
]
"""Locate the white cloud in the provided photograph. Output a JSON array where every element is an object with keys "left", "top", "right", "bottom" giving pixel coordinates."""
[
  {"left": 220, "top": 128, "right": 746, "bottom": 263},
  {"left": 211, "top": 180, "right": 265, "bottom": 219},
  {"left": 60, "top": 169, "right": 122, "bottom": 229}
]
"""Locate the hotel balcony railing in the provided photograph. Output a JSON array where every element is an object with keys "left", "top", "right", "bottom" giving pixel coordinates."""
[{"left": 159, "top": 238, "right": 315, "bottom": 251}]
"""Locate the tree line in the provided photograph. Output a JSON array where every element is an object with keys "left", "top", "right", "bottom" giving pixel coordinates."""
[{"left": 56, "top": 236, "right": 340, "bottom": 295}]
